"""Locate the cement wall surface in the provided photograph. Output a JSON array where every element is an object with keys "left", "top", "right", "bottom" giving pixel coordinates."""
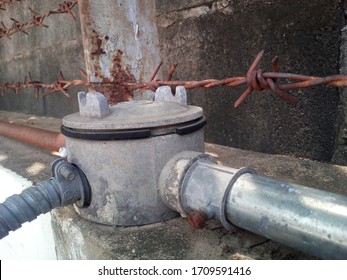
[
  {"left": 1, "top": 0, "right": 347, "bottom": 164},
  {"left": 0, "top": 0, "right": 84, "bottom": 117},
  {"left": 333, "top": 22, "right": 347, "bottom": 165},
  {"left": 156, "top": 0, "right": 345, "bottom": 163}
]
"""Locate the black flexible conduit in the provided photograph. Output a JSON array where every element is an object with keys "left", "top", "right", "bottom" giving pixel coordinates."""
[{"left": 0, "top": 158, "right": 90, "bottom": 239}]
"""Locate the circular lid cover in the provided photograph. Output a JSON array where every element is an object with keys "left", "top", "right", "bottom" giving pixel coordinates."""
[{"left": 63, "top": 100, "right": 203, "bottom": 130}]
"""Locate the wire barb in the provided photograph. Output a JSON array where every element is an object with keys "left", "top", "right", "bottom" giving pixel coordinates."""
[
  {"left": 0, "top": 1, "right": 78, "bottom": 39},
  {"left": 2, "top": 50, "right": 347, "bottom": 108},
  {"left": 0, "top": 0, "right": 25, "bottom": 11}
]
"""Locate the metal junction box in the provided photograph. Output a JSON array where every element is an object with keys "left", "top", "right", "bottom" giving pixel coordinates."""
[{"left": 61, "top": 92, "right": 206, "bottom": 226}]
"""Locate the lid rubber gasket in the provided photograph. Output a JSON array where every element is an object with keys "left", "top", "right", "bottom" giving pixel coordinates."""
[{"left": 61, "top": 116, "right": 206, "bottom": 140}]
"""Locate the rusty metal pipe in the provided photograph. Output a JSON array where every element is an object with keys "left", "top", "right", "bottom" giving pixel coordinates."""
[{"left": 0, "top": 120, "right": 65, "bottom": 152}]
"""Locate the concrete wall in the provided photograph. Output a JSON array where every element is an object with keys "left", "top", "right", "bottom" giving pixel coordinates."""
[
  {"left": 333, "top": 19, "right": 347, "bottom": 165},
  {"left": 1, "top": 0, "right": 347, "bottom": 164},
  {"left": 0, "top": 0, "right": 84, "bottom": 117},
  {"left": 156, "top": 0, "right": 345, "bottom": 163}
]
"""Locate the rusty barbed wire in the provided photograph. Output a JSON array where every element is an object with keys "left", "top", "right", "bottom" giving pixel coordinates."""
[
  {"left": 2, "top": 50, "right": 347, "bottom": 108},
  {"left": 0, "top": 1, "right": 77, "bottom": 38},
  {"left": 0, "top": 0, "right": 25, "bottom": 10}
]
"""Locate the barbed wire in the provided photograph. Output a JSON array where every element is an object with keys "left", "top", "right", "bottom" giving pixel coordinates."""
[
  {"left": 0, "top": 0, "right": 25, "bottom": 10},
  {"left": 1, "top": 50, "right": 347, "bottom": 108},
  {"left": 0, "top": 1, "right": 77, "bottom": 38}
]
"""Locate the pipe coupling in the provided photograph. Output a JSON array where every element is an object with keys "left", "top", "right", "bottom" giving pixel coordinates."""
[
  {"left": 159, "top": 151, "right": 256, "bottom": 230},
  {"left": 51, "top": 158, "right": 91, "bottom": 208}
]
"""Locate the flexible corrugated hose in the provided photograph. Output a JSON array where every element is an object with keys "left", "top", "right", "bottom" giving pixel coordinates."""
[{"left": 0, "top": 158, "right": 90, "bottom": 239}]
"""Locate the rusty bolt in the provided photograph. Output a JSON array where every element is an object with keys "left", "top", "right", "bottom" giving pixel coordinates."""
[{"left": 188, "top": 211, "right": 207, "bottom": 229}]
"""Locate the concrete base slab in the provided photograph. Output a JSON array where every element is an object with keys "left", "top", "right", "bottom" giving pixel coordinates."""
[{"left": 51, "top": 206, "right": 315, "bottom": 260}]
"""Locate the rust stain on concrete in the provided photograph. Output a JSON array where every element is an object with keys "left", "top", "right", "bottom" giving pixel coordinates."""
[{"left": 92, "top": 48, "right": 135, "bottom": 105}]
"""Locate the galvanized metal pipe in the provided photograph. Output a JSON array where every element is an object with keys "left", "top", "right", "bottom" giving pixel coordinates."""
[
  {"left": 159, "top": 151, "right": 347, "bottom": 259},
  {"left": 0, "top": 120, "right": 65, "bottom": 152},
  {"left": 226, "top": 172, "right": 347, "bottom": 259}
]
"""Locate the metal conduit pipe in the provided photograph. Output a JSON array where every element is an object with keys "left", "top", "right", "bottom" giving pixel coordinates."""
[
  {"left": 0, "top": 158, "right": 91, "bottom": 239},
  {"left": 0, "top": 120, "right": 65, "bottom": 152},
  {"left": 159, "top": 151, "right": 347, "bottom": 259}
]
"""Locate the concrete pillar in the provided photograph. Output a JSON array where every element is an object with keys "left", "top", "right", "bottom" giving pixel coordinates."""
[{"left": 77, "top": 0, "right": 161, "bottom": 103}]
